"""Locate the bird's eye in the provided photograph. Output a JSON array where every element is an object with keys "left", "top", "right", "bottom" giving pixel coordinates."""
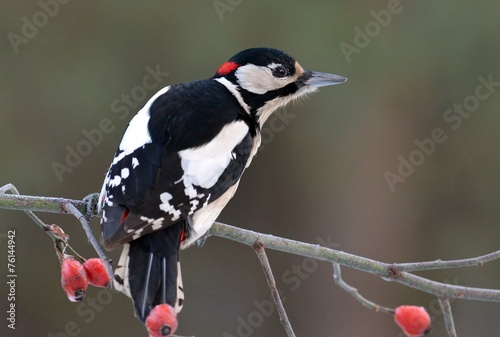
[{"left": 272, "top": 66, "right": 289, "bottom": 78}]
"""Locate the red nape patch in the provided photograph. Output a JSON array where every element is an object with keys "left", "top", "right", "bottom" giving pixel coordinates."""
[
  {"left": 217, "top": 61, "right": 240, "bottom": 75},
  {"left": 120, "top": 208, "right": 130, "bottom": 224}
]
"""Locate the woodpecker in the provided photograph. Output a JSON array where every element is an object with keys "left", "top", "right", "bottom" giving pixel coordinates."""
[{"left": 98, "top": 47, "right": 346, "bottom": 325}]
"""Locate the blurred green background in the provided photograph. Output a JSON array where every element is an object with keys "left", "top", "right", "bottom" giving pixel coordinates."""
[{"left": 1, "top": 1, "right": 500, "bottom": 336}]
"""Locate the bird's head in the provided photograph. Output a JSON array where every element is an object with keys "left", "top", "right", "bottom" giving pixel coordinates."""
[{"left": 213, "top": 47, "right": 347, "bottom": 126}]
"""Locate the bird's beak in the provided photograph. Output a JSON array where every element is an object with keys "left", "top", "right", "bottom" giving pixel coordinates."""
[{"left": 301, "top": 70, "right": 347, "bottom": 87}]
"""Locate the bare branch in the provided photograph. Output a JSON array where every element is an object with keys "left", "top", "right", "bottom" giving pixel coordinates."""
[
  {"left": 209, "top": 222, "right": 500, "bottom": 302},
  {"left": 2, "top": 188, "right": 500, "bottom": 336},
  {"left": 0, "top": 190, "right": 87, "bottom": 215},
  {"left": 2, "top": 190, "right": 500, "bottom": 302},
  {"left": 254, "top": 241, "right": 296, "bottom": 337},
  {"left": 438, "top": 297, "right": 457, "bottom": 337}
]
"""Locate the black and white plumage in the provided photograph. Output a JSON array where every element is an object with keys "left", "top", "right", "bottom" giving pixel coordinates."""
[{"left": 98, "top": 47, "right": 346, "bottom": 325}]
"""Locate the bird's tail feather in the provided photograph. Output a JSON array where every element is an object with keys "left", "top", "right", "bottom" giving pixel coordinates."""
[{"left": 113, "top": 223, "right": 185, "bottom": 323}]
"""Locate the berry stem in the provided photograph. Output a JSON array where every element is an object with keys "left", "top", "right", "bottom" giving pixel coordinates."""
[{"left": 332, "top": 262, "right": 394, "bottom": 315}]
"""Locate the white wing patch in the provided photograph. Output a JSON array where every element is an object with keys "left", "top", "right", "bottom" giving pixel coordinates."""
[
  {"left": 139, "top": 216, "right": 166, "bottom": 231},
  {"left": 178, "top": 121, "right": 249, "bottom": 189},
  {"left": 159, "top": 192, "right": 182, "bottom": 221},
  {"left": 131, "top": 227, "right": 144, "bottom": 240},
  {"left": 109, "top": 175, "right": 122, "bottom": 187},
  {"left": 121, "top": 168, "right": 130, "bottom": 179},
  {"left": 113, "top": 85, "right": 171, "bottom": 165}
]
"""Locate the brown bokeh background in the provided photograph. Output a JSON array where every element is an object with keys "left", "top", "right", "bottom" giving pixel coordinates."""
[{"left": 1, "top": 1, "right": 500, "bottom": 336}]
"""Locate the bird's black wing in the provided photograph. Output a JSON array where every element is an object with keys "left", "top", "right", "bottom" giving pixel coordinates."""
[{"left": 100, "top": 80, "right": 256, "bottom": 250}]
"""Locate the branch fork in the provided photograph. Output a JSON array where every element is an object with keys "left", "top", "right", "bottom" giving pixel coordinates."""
[{"left": 2, "top": 184, "right": 500, "bottom": 337}]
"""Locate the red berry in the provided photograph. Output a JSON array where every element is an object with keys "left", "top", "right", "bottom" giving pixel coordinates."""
[
  {"left": 394, "top": 305, "right": 431, "bottom": 337},
  {"left": 61, "top": 257, "right": 88, "bottom": 302},
  {"left": 145, "top": 304, "right": 178, "bottom": 337},
  {"left": 83, "top": 258, "right": 111, "bottom": 288}
]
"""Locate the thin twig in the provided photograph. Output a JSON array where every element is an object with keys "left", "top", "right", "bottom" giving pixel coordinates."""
[
  {"left": 1, "top": 184, "right": 57, "bottom": 241},
  {"left": 391, "top": 250, "right": 500, "bottom": 272},
  {"left": 254, "top": 241, "right": 296, "bottom": 337},
  {"left": 210, "top": 222, "right": 500, "bottom": 302},
  {"left": 63, "top": 202, "right": 113, "bottom": 282},
  {"left": 332, "top": 262, "right": 393, "bottom": 314},
  {"left": 438, "top": 297, "right": 457, "bottom": 337}
]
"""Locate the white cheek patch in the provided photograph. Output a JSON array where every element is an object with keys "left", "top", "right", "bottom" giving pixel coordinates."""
[
  {"left": 178, "top": 121, "right": 249, "bottom": 189},
  {"left": 235, "top": 64, "right": 292, "bottom": 94}
]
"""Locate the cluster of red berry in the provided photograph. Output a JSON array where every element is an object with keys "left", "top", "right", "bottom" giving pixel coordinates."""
[
  {"left": 60, "top": 256, "right": 111, "bottom": 301},
  {"left": 60, "top": 256, "right": 178, "bottom": 337},
  {"left": 44, "top": 224, "right": 111, "bottom": 301},
  {"left": 50, "top": 222, "right": 178, "bottom": 337}
]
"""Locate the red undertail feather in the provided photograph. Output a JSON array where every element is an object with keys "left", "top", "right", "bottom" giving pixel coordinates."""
[
  {"left": 121, "top": 207, "right": 130, "bottom": 224},
  {"left": 179, "top": 228, "right": 185, "bottom": 243}
]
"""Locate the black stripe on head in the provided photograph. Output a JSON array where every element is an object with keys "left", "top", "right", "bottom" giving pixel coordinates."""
[{"left": 214, "top": 48, "right": 297, "bottom": 79}]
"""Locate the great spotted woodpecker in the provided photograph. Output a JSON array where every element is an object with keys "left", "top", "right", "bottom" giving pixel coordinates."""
[{"left": 98, "top": 47, "right": 346, "bottom": 325}]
